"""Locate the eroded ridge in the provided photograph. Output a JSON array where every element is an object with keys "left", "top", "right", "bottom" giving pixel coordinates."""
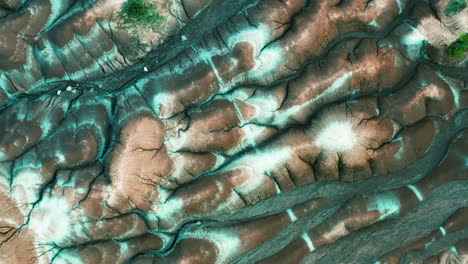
[{"left": 0, "top": 0, "right": 467, "bottom": 263}]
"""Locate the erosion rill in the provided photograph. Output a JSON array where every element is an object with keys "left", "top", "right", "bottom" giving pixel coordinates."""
[{"left": 0, "top": 0, "right": 467, "bottom": 263}]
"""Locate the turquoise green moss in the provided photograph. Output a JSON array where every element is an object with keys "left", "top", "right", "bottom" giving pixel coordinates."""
[
  {"left": 446, "top": 33, "right": 468, "bottom": 59},
  {"left": 444, "top": 0, "right": 467, "bottom": 16},
  {"left": 117, "top": 0, "right": 164, "bottom": 29}
]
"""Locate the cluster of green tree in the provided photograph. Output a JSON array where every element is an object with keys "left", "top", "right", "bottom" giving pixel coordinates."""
[
  {"left": 117, "top": 0, "right": 164, "bottom": 30},
  {"left": 446, "top": 33, "right": 468, "bottom": 59},
  {"left": 444, "top": 0, "right": 466, "bottom": 16}
]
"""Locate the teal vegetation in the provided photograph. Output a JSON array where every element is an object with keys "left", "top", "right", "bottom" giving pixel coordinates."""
[
  {"left": 446, "top": 33, "right": 468, "bottom": 59},
  {"left": 444, "top": 0, "right": 467, "bottom": 16},
  {"left": 117, "top": 0, "right": 164, "bottom": 30}
]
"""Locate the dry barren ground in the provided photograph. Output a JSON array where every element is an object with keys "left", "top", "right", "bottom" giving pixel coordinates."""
[{"left": 0, "top": 0, "right": 467, "bottom": 263}]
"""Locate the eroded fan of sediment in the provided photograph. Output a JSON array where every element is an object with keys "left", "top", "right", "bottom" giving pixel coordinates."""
[{"left": 0, "top": 0, "right": 467, "bottom": 263}]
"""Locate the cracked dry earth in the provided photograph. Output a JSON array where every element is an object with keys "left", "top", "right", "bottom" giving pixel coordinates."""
[{"left": 0, "top": 0, "right": 467, "bottom": 263}]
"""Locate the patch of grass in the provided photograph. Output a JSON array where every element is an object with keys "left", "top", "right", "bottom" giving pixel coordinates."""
[
  {"left": 444, "top": 0, "right": 467, "bottom": 16},
  {"left": 446, "top": 33, "right": 468, "bottom": 58},
  {"left": 117, "top": 0, "right": 164, "bottom": 30}
]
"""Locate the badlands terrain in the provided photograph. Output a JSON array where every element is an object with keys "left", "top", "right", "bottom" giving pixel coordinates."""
[{"left": 0, "top": 0, "right": 467, "bottom": 263}]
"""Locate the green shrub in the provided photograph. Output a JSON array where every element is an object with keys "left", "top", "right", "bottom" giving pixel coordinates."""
[
  {"left": 446, "top": 33, "right": 468, "bottom": 58},
  {"left": 117, "top": 0, "right": 164, "bottom": 30},
  {"left": 444, "top": 0, "right": 467, "bottom": 16}
]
